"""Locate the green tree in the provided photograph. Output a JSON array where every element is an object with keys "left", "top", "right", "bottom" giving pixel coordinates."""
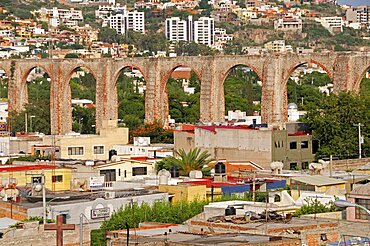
[
  {"left": 64, "top": 53, "right": 79, "bottom": 58},
  {"left": 158, "top": 148, "right": 213, "bottom": 176},
  {"left": 302, "top": 92, "right": 370, "bottom": 158},
  {"left": 98, "top": 27, "right": 122, "bottom": 44}
]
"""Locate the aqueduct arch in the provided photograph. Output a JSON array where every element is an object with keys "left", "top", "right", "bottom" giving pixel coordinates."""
[{"left": 0, "top": 52, "right": 368, "bottom": 135}]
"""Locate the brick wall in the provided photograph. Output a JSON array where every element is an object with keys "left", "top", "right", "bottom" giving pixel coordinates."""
[
  {"left": 0, "top": 201, "right": 28, "bottom": 221},
  {"left": 332, "top": 157, "right": 370, "bottom": 171},
  {"left": 0, "top": 221, "right": 91, "bottom": 246}
]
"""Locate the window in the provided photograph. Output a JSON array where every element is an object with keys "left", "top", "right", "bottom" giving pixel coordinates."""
[
  {"left": 52, "top": 175, "right": 63, "bottom": 183},
  {"left": 68, "top": 147, "right": 84, "bottom": 155},
  {"left": 302, "top": 162, "right": 309, "bottom": 170},
  {"left": 290, "top": 162, "right": 297, "bottom": 170},
  {"left": 301, "top": 141, "right": 309, "bottom": 149},
  {"left": 355, "top": 198, "right": 370, "bottom": 220},
  {"left": 94, "top": 146, "right": 104, "bottom": 155},
  {"left": 100, "top": 169, "right": 116, "bottom": 182},
  {"left": 290, "top": 142, "right": 297, "bottom": 149},
  {"left": 132, "top": 167, "right": 147, "bottom": 176}
]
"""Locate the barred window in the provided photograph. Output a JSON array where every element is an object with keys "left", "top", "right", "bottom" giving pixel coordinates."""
[
  {"left": 94, "top": 146, "right": 104, "bottom": 155},
  {"left": 68, "top": 147, "right": 84, "bottom": 155}
]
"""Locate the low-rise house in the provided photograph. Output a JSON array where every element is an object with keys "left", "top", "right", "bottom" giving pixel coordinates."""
[
  {"left": 0, "top": 164, "right": 73, "bottom": 191},
  {"left": 95, "top": 158, "right": 156, "bottom": 182},
  {"left": 42, "top": 120, "right": 129, "bottom": 160},
  {"left": 274, "top": 17, "right": 302, "bottom": 32},
  {"left": 290, "top": 175, "right": 346, "bottom": 200},
  {"left": 319, "top": 16, "right": 344, "bottom": 34}
]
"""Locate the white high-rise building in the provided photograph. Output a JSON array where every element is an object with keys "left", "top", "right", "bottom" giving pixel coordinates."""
[
  {"left": 109, "top": 12, "right": 125, "bottom": 34},
  {"left": 108, "top": 9, "right": 145, "bottom": 35},
  {"left": 164, "top": 16, "right": 214, "bottom": 46},
  {"left": 165, "top": 17, "right": 188, "bottom": 42},
  {"left": 126, "top": 11, "right": 145, "bottom": 34},
  {"left": 194, "top": 17, "right": 214, "bottom": 46}
]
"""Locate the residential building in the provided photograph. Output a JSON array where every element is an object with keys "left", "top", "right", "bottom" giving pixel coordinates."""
[
  {"left": 95, "top": 159, "right": 156, "bottom": 182},
  {"left": 264, "top": 40, "right": 293, "bottom": 53},
  {"left": 42, "top": 120, "right": 129, "bottom": 160},
  {"left": 0, "top": 164, "right": 73, "bottom": 191},
  {"left": 159, "top": 184, "right": 207, "bottom": 202},
  {"left": 108, "top": 9, "right": 145, "bottom": 35},
  {"left": 346, "top": 182, "right": 370, "bottom": 222},
  {"left": 34, "top": 8, "right": 83, "bottom": 28},
  {"left": 319, "top": 16, "right": 344, "bottom": 34},
  {"left": 165, "top": 17, "right": 188, "bottom": 42},
  {"left": 290, "top": 175, "right": 346, "bottom": 200},
  {"left": 346, "top": 6, "right": 370, "bottom": 27},
  {"left": 164, "top": 16, "right": 215, "bottom": 46},
  {"left": 274, "top": 17, "right": 302, "bottom": 32},
  {"left": 174, "top": 123, "right": 316, "bottom": 170},
  {"left": 194, "top": 17, "right": 214, "bottom": 46}
]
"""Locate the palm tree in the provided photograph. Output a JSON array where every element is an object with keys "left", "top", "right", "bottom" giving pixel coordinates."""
[{"left": 169, "top": 148, "right": 213, "bottom": 176}]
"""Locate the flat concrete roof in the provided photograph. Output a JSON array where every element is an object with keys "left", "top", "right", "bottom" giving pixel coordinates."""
[
  {"left": 291, "top": 175, "right": 346, "bottom": 186},
  {"left": 13, "top": 189, "right": 163, "bottom": 209}
]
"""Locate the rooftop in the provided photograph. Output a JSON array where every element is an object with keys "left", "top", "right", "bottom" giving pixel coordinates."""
[
  {"left": 349, "top": 182, "right": 370, "bottom": 196},
  {"left": 291, "top": 175, "right": 346, "bottom": 186}
]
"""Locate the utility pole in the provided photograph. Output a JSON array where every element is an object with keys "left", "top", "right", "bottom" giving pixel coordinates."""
[{"left": 354, "top": 123, "right": 364, "bottom": 159}]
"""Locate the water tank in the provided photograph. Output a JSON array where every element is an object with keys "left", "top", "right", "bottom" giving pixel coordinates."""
[
  {"left": 288, "top": 103, "right": 298, "bottom": 110},
  {"left": 170, "top": 166, "right": 179, "bottom": 178},
  {"left": 225, "top": 206, "right": 236, "bottom": 216},
  {"left": 215, "top": 162, "right": 226, "bottom": 174},
  {"left": 159, "top": 175, "right": 169, "bottom": 185},
  {"left": 189, "top": 170, "right": 203, "bottom": 179}
]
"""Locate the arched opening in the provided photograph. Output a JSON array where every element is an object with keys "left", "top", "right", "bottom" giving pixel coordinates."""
[
  {"left": 166, "top": 67, "right": 201, "bottom": 126},
  {"left": 11, "top": 67, "right": 51, "bottom": 134},
  {"left": 223, "top": 65, "right": 262, "bottom": 125},
  {"left": 116, "top": 66, "right": 146, "bottom": 130},
  {"left": 286, "top": 62, "right": 332, "bottom": 122},
  {"left": 69, "top": 67, "right": 96, "bottom": 134},
  {"left": 0, "top": 68, "right": 8, "bottom": 136}
]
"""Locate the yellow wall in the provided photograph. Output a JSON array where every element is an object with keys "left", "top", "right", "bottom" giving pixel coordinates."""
[
  {"left": 159, "top": 184, "right": 207, "bottom": 203},
  {"left": 0, "top": 168, "right": 72, "bottom": 191},
  {"left": 43, "top": 121, "right": 129, "bottom": 160}
]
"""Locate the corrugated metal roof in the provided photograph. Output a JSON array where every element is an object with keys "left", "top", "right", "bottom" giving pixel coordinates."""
[{"left": 291, "top": 175, "right": 346, "bottom": 186}]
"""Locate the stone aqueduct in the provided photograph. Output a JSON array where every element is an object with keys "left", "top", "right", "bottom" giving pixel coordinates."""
[{"left": 0, "top": 52, "right": 370, "bottom": 134}]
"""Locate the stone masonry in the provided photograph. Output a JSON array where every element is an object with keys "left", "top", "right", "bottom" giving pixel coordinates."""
[{"left": 0, "top": 52, "right": 369, "bottom": 134}]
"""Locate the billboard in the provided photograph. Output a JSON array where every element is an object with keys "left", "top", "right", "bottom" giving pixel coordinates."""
[{"left": 88, "top": 176, "right": 105, "bottom": 190}]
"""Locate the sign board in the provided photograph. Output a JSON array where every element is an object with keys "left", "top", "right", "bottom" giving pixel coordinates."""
[
  {"left": 88, "top": 176, "right": 104, "bottom": 190},
  {"left": 91, "top": 207, "right": 110, "bottom": 219}
]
